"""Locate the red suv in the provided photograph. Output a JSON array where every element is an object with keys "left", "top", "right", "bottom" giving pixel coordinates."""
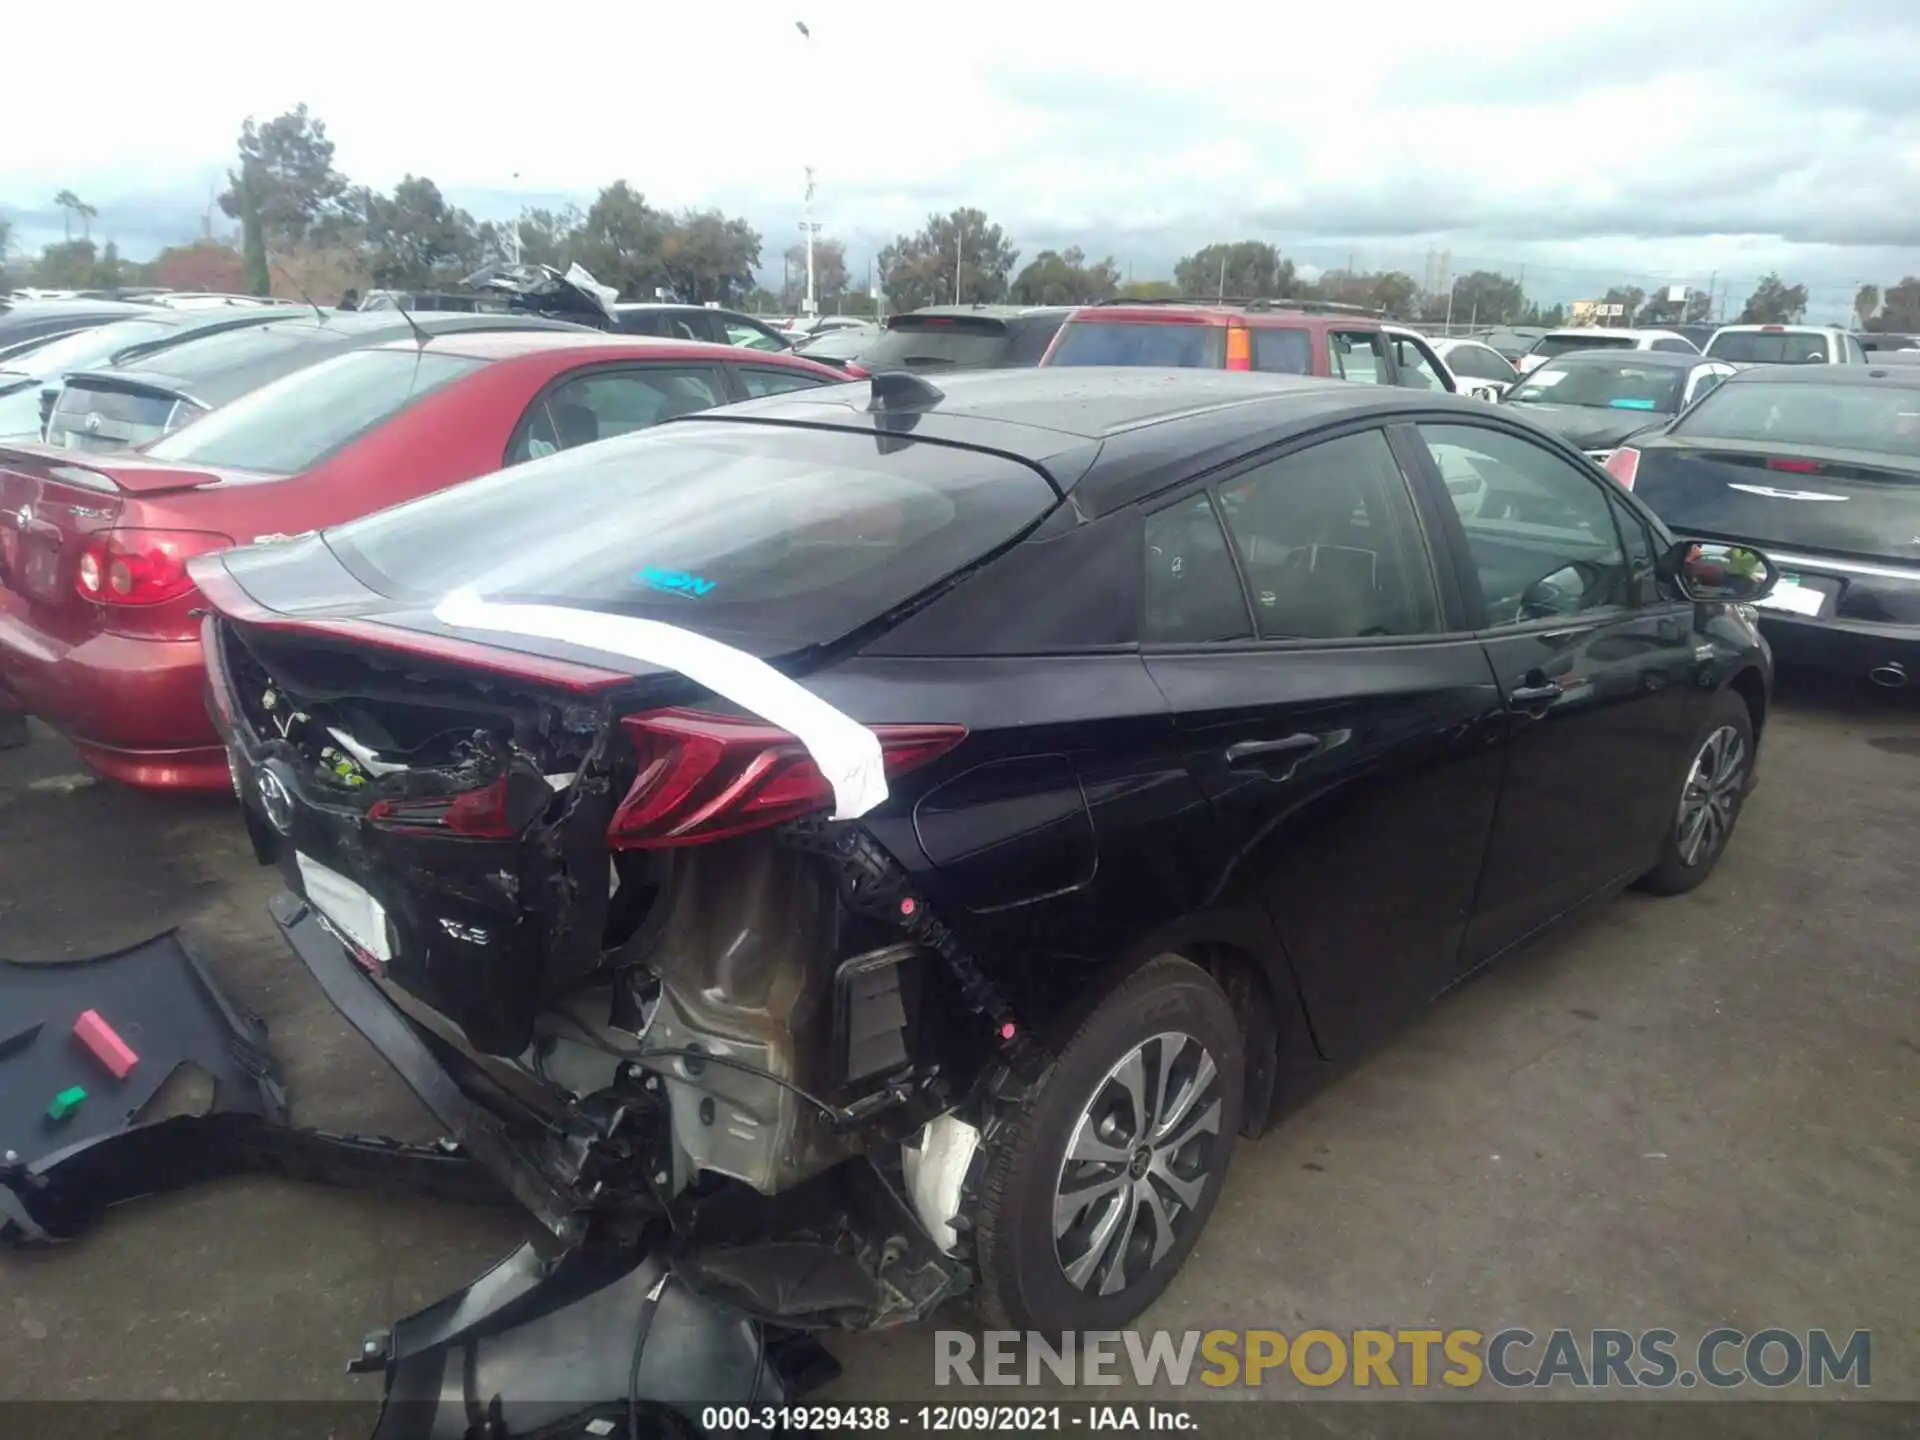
[{"left": 1040, "top": 298, "right": 1457, "bottom": 390}]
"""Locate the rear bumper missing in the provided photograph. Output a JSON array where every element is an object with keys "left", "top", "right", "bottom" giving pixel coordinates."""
[{"left": 268, "top": 889, "right": 594, "bottom": 1242}]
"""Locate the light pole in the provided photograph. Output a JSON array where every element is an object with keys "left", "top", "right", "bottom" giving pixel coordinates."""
[{"left": 796, "top": 20, "right": 818, "bottom": 318}]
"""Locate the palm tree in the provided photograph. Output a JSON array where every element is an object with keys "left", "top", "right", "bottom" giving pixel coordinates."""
[
  {"left": 53, "top": 188, "right": 80, "bottom": 241},
  {"left": 74, "top": 198, "right": 97, "bottom": 241}
]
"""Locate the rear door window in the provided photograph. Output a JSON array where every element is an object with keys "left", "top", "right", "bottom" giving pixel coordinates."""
[
  {"left": 1251, "top": 327, "right": 1312, "bottom": 374},
  {"left": 1043, "top": 321, "right": 1224, "bottom": 369},
  {"left": 737, "top": 365, "right": 835, "bottom": 398},
  {"left": 327, "top": 421, "right": 1059, "bottom": 649},
  {"left": 1216, "top": 429, "right": 1440, "bottom": 639},
  {"left": 1142, "top": 493, "right": 1253, "bottom": 644},
  {"left": 508, "top": 366, "right": 727, "bottom": 463},
  {"left": 1006, "top": 315, "right": 1064, "bottom": 367},
  {"left": 1329, "top": 330, "right": 1390, "bottom": 384},
  {"left": 1447, "top": 344, "right": 1514, "bottom": 382},
  {"left": 140, "top": 349, "right": 486, "bottom": 474}
]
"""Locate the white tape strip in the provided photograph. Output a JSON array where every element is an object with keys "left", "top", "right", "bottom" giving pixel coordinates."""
[{"left": 432, "top": 589, "right": 888, "bottom": 820}]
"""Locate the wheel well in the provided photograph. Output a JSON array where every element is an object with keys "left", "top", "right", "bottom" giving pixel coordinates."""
[
  {"left": 1195, "top": 943, "right": 1282, "bottom": 1140},
  {"left": 1729, "top": 666, "right": 1767, "bottom": 738}
]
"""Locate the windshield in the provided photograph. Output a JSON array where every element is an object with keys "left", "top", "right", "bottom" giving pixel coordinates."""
[
  {"left": 1671, "top": 379, "right": 1920, "bottom": 457},
  {"left": 1530, "top": 333, "right": 1636, "bottom": 361},
  {"left": 1045, "top": 321, "right": 1227, "bottom": 368},
  {"left": 326, "top": 421, "right": 1056, "bottom": 649},
  {"left": 144, "top": 349, "right": 485, "bottom": 474},
  {"left": 1705, "top": 330, "right": 1832, "bottom": 364},
  {"left": 857, "top": 318, "right": 1010, "bottom": 370},
  {"left": 1509, "top": 359, "right": 1687, "bottom": 412},
  {"left": 0, "top": 319, "right": 175, "bottom": 379}
]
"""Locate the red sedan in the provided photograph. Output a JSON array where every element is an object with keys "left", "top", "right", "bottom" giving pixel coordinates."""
[{"left": 0, "top": 331, "right": 844, "bottom": 790}]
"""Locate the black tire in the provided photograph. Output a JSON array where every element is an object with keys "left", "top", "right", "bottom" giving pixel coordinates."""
[
  {"left": 970, "top": 954, "right": 1244, "bottom": 1332},
  {"left": 1637, "top": 688, "right": 1756, "bottom": 896}
]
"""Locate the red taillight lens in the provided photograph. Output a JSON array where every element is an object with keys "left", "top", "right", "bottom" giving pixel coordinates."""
[
  {"left": 1765, "top": 457, "right": 1823, "bottom": 473},
  {"left": 367, "top": 775, "right": 516, "bottom": 838},
  {"left": 1603, "top": 447, "right": 1641, "bottom": 489},
  {"left": 76, "top": 529, "right": 233, "bottom": 606},
  {"left": 1225, "top": 325, "right": 1252, "bottom": 371},
  {"left": 608, "top": 707, "right": 967, "bottom": 848}
]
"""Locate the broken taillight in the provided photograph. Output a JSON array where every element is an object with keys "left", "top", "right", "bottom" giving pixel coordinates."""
[
  {"left": 77, "top": 528, "right": 234, "bottom": 606},
  {"left": 608, "top": 707, "right": 967, "bottom": 848},
  {"left": 367, "top": 775, "right": 516, "bottom": 838}
]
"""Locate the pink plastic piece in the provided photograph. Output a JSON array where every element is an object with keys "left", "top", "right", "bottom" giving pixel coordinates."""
[{"left": 73, "top": 1009, "right": 138, "bottom": 1080}]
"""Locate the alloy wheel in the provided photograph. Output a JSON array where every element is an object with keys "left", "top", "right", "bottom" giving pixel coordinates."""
[
  {"left": 1676, "top": 724, "right": 1746, "bottom": 868},
  {"left": 1052, "top": 1031, "right": 1224, "bottom": 1298}
]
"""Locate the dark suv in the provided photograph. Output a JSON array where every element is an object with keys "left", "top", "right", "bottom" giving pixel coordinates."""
[
  {"left": 852, "top": 305, "right": 1071, "bottom": 371},
  {"left": 1042, "top": 298, "right": 1455, "bottom": 390}
]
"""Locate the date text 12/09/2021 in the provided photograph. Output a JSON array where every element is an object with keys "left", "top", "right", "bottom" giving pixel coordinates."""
[{"left": 701, "top": 1406, "right": 1193, "bottom": 1432}]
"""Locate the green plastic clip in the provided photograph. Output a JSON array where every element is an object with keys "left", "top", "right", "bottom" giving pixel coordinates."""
[{"left": 47, "top": 1085, "right": 87, "bottom": 1122}]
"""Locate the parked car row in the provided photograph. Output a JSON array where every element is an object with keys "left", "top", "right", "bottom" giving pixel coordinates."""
[{"left": 13, "top": 262, "right": 1912, "bottom": 1381}]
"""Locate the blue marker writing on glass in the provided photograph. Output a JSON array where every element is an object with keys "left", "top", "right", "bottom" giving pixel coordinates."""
[
  {"left": 1610, "top": 398, "right": 1657, "bottom": 410},
  {"left": 634, "top": 566, "right": 717, "bottom": 597}
]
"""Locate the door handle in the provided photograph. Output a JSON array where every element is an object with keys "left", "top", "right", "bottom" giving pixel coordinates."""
[
  {"left": 1224, "top": 733, "right": 1322, "bottom": 770},
  {"left": 1508, "top": 681, "right": 1563, "bottom": 708}
]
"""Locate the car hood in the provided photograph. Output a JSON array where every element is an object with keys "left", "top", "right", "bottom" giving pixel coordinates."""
[
  {"left": 1508, "top": 402, "right": 1666, "bottom": 451},
  {"left": 462, "top": 262, "right": 618, "bottom": 328}
]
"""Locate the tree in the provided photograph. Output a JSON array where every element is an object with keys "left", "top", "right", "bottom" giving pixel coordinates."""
[
  {"left": 0, "top": 217, "right": 11, "bottom": 292},
  {"left": 1172, "top": 241, "right": 1293, "bottom": 299},
  {"left": 877, "top": 209, "right": 1019, "bottom": 312},
  {"left": 657, "top": 210, "right": 762, "bottom": 305},
  {"left": 1311, "top": 268, "right": 1423, "bottom": 318},
  {"left": 1116, "top": 279, "right": 1179, "bottom": 300},
  {"left": 514, "top": 205, "right": 585, "bottom": 269},
  {"left": 1436, "top": 270, "right": 1524, "bottom": 325},
  {"left": 1600, "top": 285, "right": 1646, "bottom": 325},
  {"left": 35, "top": 239, "right": 98, "bottom": 289},
  {"left": 1009, "top": 246, "right": 1121, "bottom": 305},
  {"left": 91, "top": 240, "right": 124, "bottom": 290},
  {"left": 52, "top": 189, "right": 96, "bottom": 243},
  {"left": 1854, "top": 284, "right": 1881, "bottom": 329},
  {"left": 571, "top": 181, "right": 669, "bottom": 298},
  {"left": 361, "top": 175, "right": 495, "bottom": 288},
  {"left": 217, "top": 104, "right": 349, "bottom": 247},
  {"left": 1637, "top": 287, "right": 1713, "bottom": 327},
  {"left": 153, "top": 240, "right": 246, "bottom": 294},
  {"left": 238, "top": 163, "right": 271, "bottom": 297},
  {"left": 1876, "top": 277, "right": 1920, "bottom": 333},
  {"left": 782, "top": 236, "right": 850, "bottom": 310},
  {"left": 1736, "top": 273, "right": 1808, "bottom": 325}
]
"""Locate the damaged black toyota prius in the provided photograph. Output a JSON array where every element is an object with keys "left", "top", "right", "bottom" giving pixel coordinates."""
[{"left": 191, "top": 368, "right": 1773, "bottom": 1428}]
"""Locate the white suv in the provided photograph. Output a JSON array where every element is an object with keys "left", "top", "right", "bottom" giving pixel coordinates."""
[
  {"left": 1515, "top": 327, "right": 1699, "bottom": 374},
  {"left": 1704, "top": 324, "right": 1867, "bottom": 367}
]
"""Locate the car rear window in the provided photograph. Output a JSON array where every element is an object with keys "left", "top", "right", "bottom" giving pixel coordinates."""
[
  {"left": 143, "top": 349, "right": 485, "bottom": 474},
  {"left": 857, "top": 316, "right": 1011, "bottom": 370},
  {"left": 1705, "top": 331, "right": 1832, "bottom": 364},
  {"left": 1532, "top": 333, "right": 1636, "bottom": 360},
  {"left": 1510, "top": 360, "right": 1686, "bottom": 412},
  {"left": 1671, "top": 380, "right": 1920, "bottom": 456},
  {"left": 1045, "top": 320, "right": 1225, "bottom": 369},
  {"left": 5, "top": 319, "right": 175, "bottom": 376},
  {"left": 325, "top": 421, "right": 1057, "bottom": 649}
]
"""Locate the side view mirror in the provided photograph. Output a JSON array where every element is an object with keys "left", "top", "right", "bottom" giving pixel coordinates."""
[{"left": 1663, "top": 539, "right": 1778, "bottom": 602}]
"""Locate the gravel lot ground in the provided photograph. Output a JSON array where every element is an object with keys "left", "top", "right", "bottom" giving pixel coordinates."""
[{"left": 1, "top": 677, "right": 1915, "bottom": 1422}]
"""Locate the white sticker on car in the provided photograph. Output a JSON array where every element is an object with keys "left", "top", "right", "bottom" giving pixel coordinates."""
[{"left": 431, "top": 589, "right": 888, "bottom": 820}]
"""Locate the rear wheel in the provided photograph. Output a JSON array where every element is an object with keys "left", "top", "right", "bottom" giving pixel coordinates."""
[
  {"left": 969, "top": 955, "right": 1243, "bottom": 1331},
  {"left": 1638, "top": 689, "right": 1755, "bottom": 896}
]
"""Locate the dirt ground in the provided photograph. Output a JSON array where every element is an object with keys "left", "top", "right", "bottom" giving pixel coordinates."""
[{"left": 1, "top": 677, "right": 1916, "bottom": 1417}]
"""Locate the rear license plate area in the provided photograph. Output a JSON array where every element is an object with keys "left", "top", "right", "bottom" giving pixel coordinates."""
[{"left": 295, "top": 851, "right": 394, "bottom": 972}]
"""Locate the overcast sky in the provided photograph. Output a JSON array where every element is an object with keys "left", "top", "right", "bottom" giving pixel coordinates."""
[{"left": 5, "top": 0, "right": 1918, "bottom": 318}]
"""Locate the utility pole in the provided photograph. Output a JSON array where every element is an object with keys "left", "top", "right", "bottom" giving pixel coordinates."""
[
  {"left": 1218, "top": 252, "right": 1227, "bottom": 302},
  {"left": 1705, "top": 269, "right": 1717, "bottom": 324},
  {"left": 955, "top": 225, "right": 965, "bottom": 305},
  {"left": 796, "top": 21, "right": 818, "bottom": 317}
]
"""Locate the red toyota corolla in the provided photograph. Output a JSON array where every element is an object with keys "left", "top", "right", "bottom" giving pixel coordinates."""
[{"left": 0, "top": 330, "right": 845, "bottom": 790}]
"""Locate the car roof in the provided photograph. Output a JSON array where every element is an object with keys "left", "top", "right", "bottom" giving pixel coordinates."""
[
  {"left": 1543, "top": 327, "right": 1683, "bottom": 341},
  {"left": 70, "top": 312, "right": 586, "bottom": 403},
  {"left": 1720, "top": 361, "right": 1920, "bottom": 388},
  {"left": 1068, "top": 299, "right": 1378, "bottom": 328},
  {"left": 671, "top": 366, "right": 1492, "bottom": 515},
  {"left": 896, "top": 304, "right": 1074, "bottom": 321},
  {"left": 1708, "top": 323, "right": 1842, "bottom": 334},
  {"left": 1532, "top": 349, "right": 1707, "bottom": 369},
  {"left": 385, "top": 330, "right": 817, "bottom": 364}
]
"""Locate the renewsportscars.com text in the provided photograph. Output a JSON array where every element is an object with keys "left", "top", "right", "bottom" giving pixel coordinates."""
[{"left": 935, "top": 1328, "right": 1871, "bottom": 1390}]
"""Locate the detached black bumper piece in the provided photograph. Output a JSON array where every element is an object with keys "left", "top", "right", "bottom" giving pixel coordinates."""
[
  {"left": 364, "top": 1238, "right": 835, "bottom": 1439},
  {"left": 1, "top": 929, "right": 288, "bottom": 1243}
]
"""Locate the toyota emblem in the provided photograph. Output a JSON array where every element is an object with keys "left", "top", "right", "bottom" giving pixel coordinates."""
[
  {"left": 84, "top": 411, "right": 103, "bottom": 434},
  {"left": 256, "top": 766, "right": 295, "bottom": 836}
]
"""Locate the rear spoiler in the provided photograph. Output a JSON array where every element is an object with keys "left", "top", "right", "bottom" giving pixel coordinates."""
[{"left": 0, "top": 443, "right": 222, "bottom": 496}]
